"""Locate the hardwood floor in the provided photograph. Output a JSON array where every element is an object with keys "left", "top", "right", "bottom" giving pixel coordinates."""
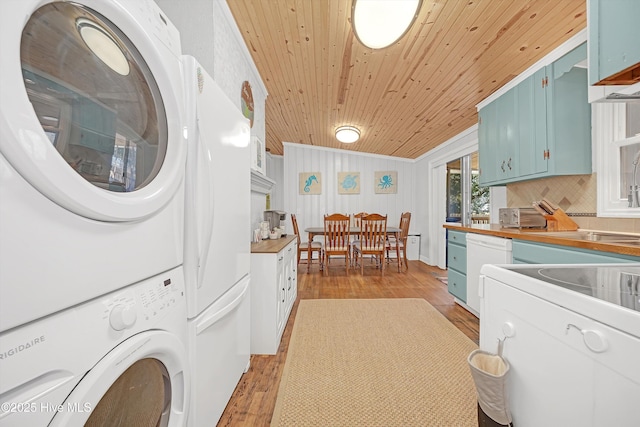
[{"left": 216, "top": 260, "right": 479, "bottom": 426}]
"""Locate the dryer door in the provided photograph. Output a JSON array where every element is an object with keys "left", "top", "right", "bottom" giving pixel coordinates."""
[
  {"left": 49, "top": 331, "right": 189, "bottom": 426},
  {"left": 0, "top": 0, "right": 185, "bottom": 221}
]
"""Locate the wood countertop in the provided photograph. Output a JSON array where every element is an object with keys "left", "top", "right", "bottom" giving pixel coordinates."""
[
  {"left": 443, "top": 223, "right": 640, "bottom": 258},
  {"left": 251, "top": 235, "right": 297, "bottom": 254}
]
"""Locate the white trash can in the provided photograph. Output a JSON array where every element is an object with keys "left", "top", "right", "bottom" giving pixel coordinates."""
[{"left": 406, "top": 234, "right": 420, "bottom": 260}]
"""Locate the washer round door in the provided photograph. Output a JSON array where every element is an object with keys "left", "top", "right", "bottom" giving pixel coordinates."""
[
  {"left": 49, "top": 331, "right": 190, "bottom": 426},
  {"left": 0, "top": 0, "right": 185, "bottom": 221}
]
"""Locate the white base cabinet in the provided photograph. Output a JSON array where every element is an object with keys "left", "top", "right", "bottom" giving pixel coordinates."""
[{"left": 250, "top": 238, "right": 297, "bottom": 354}]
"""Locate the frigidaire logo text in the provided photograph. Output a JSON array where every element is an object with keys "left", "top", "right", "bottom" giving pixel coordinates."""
[{"left": 0, "top": 336, "right": 45, "bottom": 360}]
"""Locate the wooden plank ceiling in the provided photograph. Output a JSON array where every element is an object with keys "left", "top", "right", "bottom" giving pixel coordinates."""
[{"left": 227, "top": 0, "right": 586, "bottom": 159}]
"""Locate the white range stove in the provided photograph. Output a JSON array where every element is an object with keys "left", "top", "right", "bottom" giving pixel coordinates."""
[{"left": 479, "top": 263, "right": 640, "bottom": 427}]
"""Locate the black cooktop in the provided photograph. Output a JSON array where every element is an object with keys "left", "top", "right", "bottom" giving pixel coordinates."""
[{"left": 511, "top": 265, "right": 640, "bottom": 313}]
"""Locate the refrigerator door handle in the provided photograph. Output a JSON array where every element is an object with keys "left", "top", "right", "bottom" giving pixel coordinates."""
[
  {"left": 196, "top": 117, "right": 216, "bottom": 290},
  {"left": 196, "top": 278, "right": 249, "bottom": 334}
]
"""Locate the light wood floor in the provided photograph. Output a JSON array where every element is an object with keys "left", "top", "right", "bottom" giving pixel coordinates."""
[{"left": 216, "top": 260, "right": 479, "bottom": 426}]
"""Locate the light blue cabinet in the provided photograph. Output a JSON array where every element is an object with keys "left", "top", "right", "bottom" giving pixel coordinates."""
[
  {"left": 447, "top": 230, "right": 467, "bottom": 301},
  {"left": 479, "top": 43, "right": 591, "bottom": 186},
  {"left": 589, "top": 0, "right": 640, "bottom": 85},
  {"left": 516, "top": 68, "right": 547, "bottom": 178},
  {"left": 479, "top": 86, "right": 518, "bottom": 184},
  {"left": 512, "top": 240, "right": 640, "bottom": 264}
]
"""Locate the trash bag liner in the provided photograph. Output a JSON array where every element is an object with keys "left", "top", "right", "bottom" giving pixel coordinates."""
[{"left": 468, "top": 349, "right": 512, "bottom": 426}]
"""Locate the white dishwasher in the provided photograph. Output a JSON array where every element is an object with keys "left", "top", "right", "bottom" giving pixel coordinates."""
[{"left": 466, "top": 233, "right": 512, "bottom": 316}]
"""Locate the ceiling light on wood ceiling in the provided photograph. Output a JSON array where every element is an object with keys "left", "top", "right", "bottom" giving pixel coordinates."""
[
  {"left": 335, "top": 126, "right": 360, "bottom": 143},
  {"left": 352, "top": 0, "right": 422, "bottom": 49},
  {"left": 77, "top": 18, "right": 130, "bottom": 76}
]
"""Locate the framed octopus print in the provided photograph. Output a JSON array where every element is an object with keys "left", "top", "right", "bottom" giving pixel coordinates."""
[
  {"left": 374, "top": 171, "right": 397, "bottom": 194},
  {"left": 299, "top": 172, "right": 321, "bottom": 195},
  {"left": 338, "top": 172, "right": 360, "bottom": 194}
]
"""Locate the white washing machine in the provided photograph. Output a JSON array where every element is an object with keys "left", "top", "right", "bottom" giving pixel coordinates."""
[
  {"left": 0, "top": 0, "right": 187, "bottom": 332},
  {"left": 0, "top": 266, "right": 190, "bottom": 426}
]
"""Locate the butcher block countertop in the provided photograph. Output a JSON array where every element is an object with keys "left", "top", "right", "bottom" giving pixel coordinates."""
[
  {"left": 251, "top": 235, "right": 297, "bottom": 254},
  {"left": 443, "top": 223, "right": 640, "bottom": 258}
]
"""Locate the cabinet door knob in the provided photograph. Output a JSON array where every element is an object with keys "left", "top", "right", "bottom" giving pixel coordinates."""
[{"left": 566, "top": 323, "right": 608, "bottom": 353}]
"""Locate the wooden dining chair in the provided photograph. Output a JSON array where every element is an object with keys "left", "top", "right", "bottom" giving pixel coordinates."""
[
  {"left": 350, "top": 212, "right": 367, "bottom": 265},
  {"left": 291, "top": 214, "right": 323, "bottom": 272},
  {"left": 353, "top": 213, "right": 387, "bottom": 275},
  {"left": 323, "top": 213, "right": 351, "bottom": 275},
  {"left": 353, "top": 212, "right": 368, "bottom": 228},
  {"left": 386, "top": 212, "right": 411, "bottom": 272}
]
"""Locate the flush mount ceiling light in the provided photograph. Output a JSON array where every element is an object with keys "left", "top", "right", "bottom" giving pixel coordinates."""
[
  {"left": 352, "top": 0, "right": 422, "bottom": 49},
  {"left": 77, "top": 18, "right": 130, "bottom": 76},
  {"left": 335, "top": 126, "right": 360, "bottom": 143}
]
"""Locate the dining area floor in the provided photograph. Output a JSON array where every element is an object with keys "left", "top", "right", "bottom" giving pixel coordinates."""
[{"left": 216, "top": 260, "right": 479, "bottom": 426}]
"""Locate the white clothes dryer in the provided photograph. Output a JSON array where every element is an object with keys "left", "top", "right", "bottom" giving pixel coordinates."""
[
  {"left": 0, "top": 266, "right": 190, "bottom": 427},
  {"left": 0, "top": 0, "right": 187, "bottom": 332}
]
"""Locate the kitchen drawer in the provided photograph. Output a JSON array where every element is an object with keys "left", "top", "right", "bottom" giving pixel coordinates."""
[
  {"left": 512, "top": 240, "right": 639, "bottom": 264},
  {"left": 448, "top": 230, "right": 467, "bottom": 247},
  {"left": 447, "top": 268, "right": 467, "bottom": 302},
  {"left": 447, "top": 243, "right": 467, "bottom": 274}
]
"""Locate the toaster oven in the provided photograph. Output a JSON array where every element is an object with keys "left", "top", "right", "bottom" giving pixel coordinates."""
[{"left": 499, "top": 208, "right": 546, "bottom": 228}]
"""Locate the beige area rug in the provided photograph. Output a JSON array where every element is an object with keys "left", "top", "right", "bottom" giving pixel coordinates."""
[{"left": 271, "top": 299, "right": 479, "bottom": 427}]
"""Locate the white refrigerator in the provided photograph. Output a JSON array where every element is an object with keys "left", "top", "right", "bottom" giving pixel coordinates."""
[{"left": 182, "top": 55, "right": 251, "bottom": 427}]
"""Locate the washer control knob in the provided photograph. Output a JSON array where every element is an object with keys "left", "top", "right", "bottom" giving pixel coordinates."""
[{"left": 109, "top": 304, "right": 137, "bottom": 331}]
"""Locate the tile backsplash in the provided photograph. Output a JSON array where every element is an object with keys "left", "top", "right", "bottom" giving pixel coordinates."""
[{"left": 506, "top": 173, "right": 640, "bottom": 233}]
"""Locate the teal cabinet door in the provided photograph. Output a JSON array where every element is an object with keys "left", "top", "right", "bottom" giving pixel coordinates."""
[
  {"left": 589, "top": 0, "right": 640, "bottom": 85},
  {"left": 447, "top": 269, "right": 467, "bottom": 301},
  {"left": 546, "top": 43, "right": 591, "bottom": 177},
  {"left": 496, "top": 87, "right": 518, "bottom": 181},
  {"left": 517, "top": 68, "right": 548, "bottom": 178},
  {"left": 478, "top": 86, "right": 518, "bottom": 186}
]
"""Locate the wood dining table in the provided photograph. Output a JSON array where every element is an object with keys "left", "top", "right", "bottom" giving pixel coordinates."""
[{"left": 303, "top": 226, "right": 402, "bottom": 273}]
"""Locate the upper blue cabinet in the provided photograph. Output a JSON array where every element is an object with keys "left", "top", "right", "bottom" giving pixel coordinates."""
[
  {"left": 479, "top": 43, "right": 592, "bottom": 186},
  {"left": 588, "top": 0, "right": 640, "bottom": 86}
]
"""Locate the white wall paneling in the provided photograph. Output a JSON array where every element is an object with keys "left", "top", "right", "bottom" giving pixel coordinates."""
[{"left": 283, "top": 143, "right": 417, "bottom": 240}]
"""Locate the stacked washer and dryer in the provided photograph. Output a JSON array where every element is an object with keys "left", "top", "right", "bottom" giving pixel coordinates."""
[
  {"left": 0, "top": 0, "right": 192, "bottom": 425},
  {"left": 0, "top": 1, "right": 254, "bottom": 425}
]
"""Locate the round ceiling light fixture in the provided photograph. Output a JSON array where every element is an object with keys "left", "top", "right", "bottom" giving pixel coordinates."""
[
  {"left": 77, "top": 18, "right": 130, "bottom": 76},
  {"left": 335, "top": 126, "right": 361, "bottom": 144},
  {"left": 352, "top": 0, "right": 422, "bottom": 49}
]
